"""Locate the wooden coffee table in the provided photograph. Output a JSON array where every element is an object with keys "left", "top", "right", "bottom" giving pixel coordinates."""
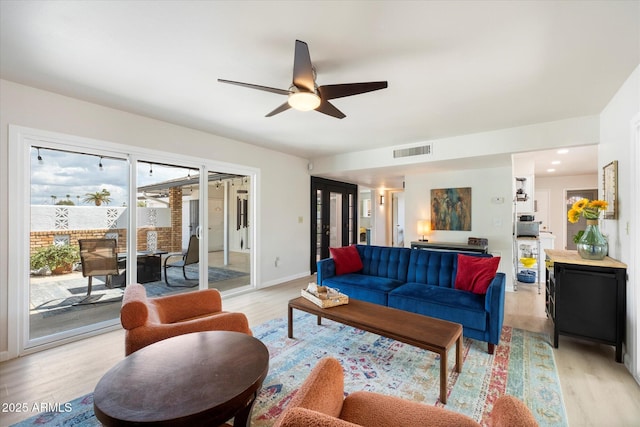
[
  {"left": 94, "top": 331, "right": 269, "bottom": 426},
  {"left": 288, "top": 297, "right": 463, "bottom": 404}
]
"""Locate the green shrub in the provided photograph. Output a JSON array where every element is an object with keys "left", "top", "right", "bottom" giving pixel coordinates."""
[{"left": 31, "top": 244, "right": 79, "bottom": 272}]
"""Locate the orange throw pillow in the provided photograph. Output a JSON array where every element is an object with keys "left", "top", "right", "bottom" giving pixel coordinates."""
[
  {"left": 329, "top": 245, "right": 363, "bottom": 275},
  {"left": 454, "top": 254, "right": 500, "bottom": 294}
]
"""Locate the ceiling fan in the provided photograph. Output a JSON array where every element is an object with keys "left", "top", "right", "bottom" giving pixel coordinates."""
[{"left": 218, "top": 40, "right": 388, "bottom": 119}]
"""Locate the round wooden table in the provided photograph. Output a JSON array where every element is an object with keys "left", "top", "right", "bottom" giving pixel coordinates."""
[{"left": 94, "top": 331, "right": 269, "bottom": 426}]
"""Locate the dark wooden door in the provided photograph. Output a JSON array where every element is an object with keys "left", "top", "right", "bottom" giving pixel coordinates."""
[{"left": 310, "top": 177, "right": 357, "bottom": 273}]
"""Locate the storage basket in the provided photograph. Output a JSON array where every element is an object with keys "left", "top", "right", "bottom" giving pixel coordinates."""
[{"left": 517, "top": 270, "right": 536, "bottom": 283}]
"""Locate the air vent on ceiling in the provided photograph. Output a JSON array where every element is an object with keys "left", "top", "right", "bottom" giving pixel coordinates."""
[{"left": 393, "top": 144, "right": 432, "bottom": 158}]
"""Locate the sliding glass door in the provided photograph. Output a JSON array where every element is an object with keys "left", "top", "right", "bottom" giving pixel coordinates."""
[
  {"left": 10, "top": 126, "right": 258, "bottom": 355},
  {"left": 28, "top": 146, "right": 130, "bottom": 343},
  {"left": 136, "top": 161, "right": 203, "bottom": 291},
  {"left": 205, "top": 172, "right": 252, "bottom": 292}
]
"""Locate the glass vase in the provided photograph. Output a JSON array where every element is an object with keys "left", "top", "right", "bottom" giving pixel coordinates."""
[{"left": 577, "top": 220, "right": 608, "bottom": 260}]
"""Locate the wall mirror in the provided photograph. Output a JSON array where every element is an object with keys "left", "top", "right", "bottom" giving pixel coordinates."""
[{"left": 602, "top": 160, "right": 617, "bottom": 219}]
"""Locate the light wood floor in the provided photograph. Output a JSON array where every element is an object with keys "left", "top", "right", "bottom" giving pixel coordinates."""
[{"left": 2, "top": 276, "right": 640, "bottom": 426}]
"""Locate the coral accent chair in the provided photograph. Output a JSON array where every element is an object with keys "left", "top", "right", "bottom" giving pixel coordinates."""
[
  {"left": 120, "top": 283, "right": 252, "bottom": 355},
  {"left": 274, "top": 357, "right": 539, "bottom": 427}
]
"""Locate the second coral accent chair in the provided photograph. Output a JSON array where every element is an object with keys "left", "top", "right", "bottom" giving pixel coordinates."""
[
  {"left": 274, "top": 357, "right": 539, "bottom": 427},
  {"left": 120, "top": 283, "right": 252, "bottom": 355}
]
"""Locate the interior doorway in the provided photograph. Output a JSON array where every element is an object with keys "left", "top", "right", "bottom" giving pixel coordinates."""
[
  {"left": 310, "top": 177, "right": 358, "bottom": 273},
  {"left": 391, "top": 192, "right": 405, "bottom": 247}
]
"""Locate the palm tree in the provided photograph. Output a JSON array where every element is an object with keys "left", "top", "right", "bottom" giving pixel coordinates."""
[{"left": 83, "top": 189, "right": 112, "bottom": 206}]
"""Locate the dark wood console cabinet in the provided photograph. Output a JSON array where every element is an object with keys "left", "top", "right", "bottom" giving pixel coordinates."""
[
  {"left": 410, "top": 241, "right": 488, "bottom": 253},
  {"left": 545, "top": 249, "right": 627, "bottom": 362}
]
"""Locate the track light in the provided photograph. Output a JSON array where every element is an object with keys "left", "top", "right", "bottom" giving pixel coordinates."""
[{"left": 99, "top": 156, "right": 103, "bottom": 171}]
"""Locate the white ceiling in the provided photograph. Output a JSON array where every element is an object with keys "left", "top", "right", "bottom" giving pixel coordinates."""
[{"left": 1, "top": 1, "right": 637, "bottom": 183}]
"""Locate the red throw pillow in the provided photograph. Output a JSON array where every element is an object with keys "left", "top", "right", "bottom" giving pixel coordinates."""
[
  {"left": 454, "top": 254, "right": 501, "bottom": 294},
  {"left": 329, "top": 245, "right": 363, "bottom": 275}
]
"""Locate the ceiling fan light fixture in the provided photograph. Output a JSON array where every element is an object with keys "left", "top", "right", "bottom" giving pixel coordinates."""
[{"left": 288, "top": 91, "right": 321, "bottom": 111}]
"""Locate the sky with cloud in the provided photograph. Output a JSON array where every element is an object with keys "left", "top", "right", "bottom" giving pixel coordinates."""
[{"left": 30, "top": 147, "right": 192, "bottom": 206}]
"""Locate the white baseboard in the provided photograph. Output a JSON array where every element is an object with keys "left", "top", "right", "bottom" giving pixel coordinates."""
[{"left": 260, "top": 271, "right": 312, "bottom": 289}]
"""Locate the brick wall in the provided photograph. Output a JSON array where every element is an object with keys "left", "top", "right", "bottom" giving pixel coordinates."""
[
  {"left": 30, "top": 189, "right": 184, "bottom": 254},
  {"left": 136, "top": 227, "right": 173, "bottom": 252},
  {"left": 30, "top": 228, "right": 174, "bottom": 255},
  {"left": 169, "top": 187, "right": 183, "bottom": 252}
]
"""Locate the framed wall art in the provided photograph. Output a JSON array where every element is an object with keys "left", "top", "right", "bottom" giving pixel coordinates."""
[
  {"left": 602, "top": 160, "right": 617, "bottom": 219},
  {"left": 430, "top": 187, "right": 471, "bottom": 231}
]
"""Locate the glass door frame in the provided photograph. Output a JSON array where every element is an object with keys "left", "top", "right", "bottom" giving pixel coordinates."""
[
  {"left": 7, "top": 125, "right": 258, "bottom": 357},
  {"left": 310, "top": 177, "right": 358, "bottom": 273},
  {"left": 8, "top": 127, "right": 139, "bottom": 354}
]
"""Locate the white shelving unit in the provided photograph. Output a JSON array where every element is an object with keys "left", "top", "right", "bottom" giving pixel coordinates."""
[
  {"left": 513, "top": 236, "right": 541, "bottom": 294},
  {"left": 513, "top": 175, "right": 541, "bottom": 293}
]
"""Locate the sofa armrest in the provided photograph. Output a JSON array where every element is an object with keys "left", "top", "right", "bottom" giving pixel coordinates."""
[
  {"left": 120, "top": 283, "right": 150, "bottom": 329},
  {"left": 317, "top": 258, "right": 336, "bottom": 284},
  {"left": 286, "top": 357, "right": 345, "bottom": 417},
  {"left": 490, "top": 395, "right": 539, "bottom": 427},
  {"left": 275, "top": 407, "right": 360, "bottom": 427},
  {"left": 484, "top": 272, "right": 506, "bottom": 344},
  {"left": 341, "top": 391, "right": 479, "bottom": 427}
]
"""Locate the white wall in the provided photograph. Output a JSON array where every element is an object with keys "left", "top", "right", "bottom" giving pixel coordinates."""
[
  {"left": 0, "top": 79, "right": 311, "bottom": 358},
  {"left": 598, "top": 65, "right": 639, "bottom": 383},
  {"left": 535, "top": 174, "right": 598, "bottom": 250},
  {"left": 404, "top": 166, "right": 514, "bottom": 285},
  {"left": 311, "top": 115, "right": 600, "bottom": 176}
]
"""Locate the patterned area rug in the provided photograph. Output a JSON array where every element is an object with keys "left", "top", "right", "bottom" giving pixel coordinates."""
[
  {"left": 12, "top": 313, "right": 567, "bottom": 427},
  {"left": 253, "top": 314, "right": 567, "bottom": 427}
]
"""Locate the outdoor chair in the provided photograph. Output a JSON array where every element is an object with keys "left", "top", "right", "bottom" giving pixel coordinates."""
[
  {"left": 78, "top": 238, "right": 119, "bottom": 296},
  {"left": 163, "top": 234, "right": 199, "bottom": 287},
  {"left": 120, "top": 283, "right": 252, "bottom": 355}
]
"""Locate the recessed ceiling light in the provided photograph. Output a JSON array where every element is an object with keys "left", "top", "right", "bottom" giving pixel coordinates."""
[
  {"left": 551, "top": 160, "right": 561, "bottom": 165},
  {"left": 557, "top": 149, "right": 569, "bottom": 154},
  {"left": 547, "top": 168, "right": 556, "bottom": 172}
]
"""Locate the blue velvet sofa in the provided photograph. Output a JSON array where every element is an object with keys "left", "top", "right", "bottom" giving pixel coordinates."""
[{"left": 317, "top": 245, "right": 506, "bottom": 354}]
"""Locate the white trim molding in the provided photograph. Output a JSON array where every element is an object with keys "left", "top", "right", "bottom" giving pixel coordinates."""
[{"left": 6, "top": 124, "right": 260, "bottom": 358}]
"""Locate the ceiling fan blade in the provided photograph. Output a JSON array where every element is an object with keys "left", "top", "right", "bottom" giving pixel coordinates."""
[
  {"left": 218, "top": 79, "right": 290, "bottom": 96},
  {"left": 293, "top": 40, "right": 315, "bottom": 92},
  {"left": 316, "top": 100, "right": 346, "bottom": 119},
  {"left": 265, "top": 102, "right": 291, "bottom": 117},
  {"left": 318, "top": 81, "right": 388, "bottom": 100}
]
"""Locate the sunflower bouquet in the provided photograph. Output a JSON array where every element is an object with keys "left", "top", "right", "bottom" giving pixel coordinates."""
[{"left": 567, "top": 198, "right": 608, "bottom": 223}]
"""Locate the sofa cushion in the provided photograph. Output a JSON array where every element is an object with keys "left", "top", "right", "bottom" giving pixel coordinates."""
[
  {"left": 406, "top": 250, "right": 458, "bottom": 288},
  {"left": 323, "top": 274, "right": 404, "bottom": 306},
  {"left": 388, "top": 283, "right": 487, "bottom": 331},
  {"left": 455, "top": 254, "right": 500, "bottom": 294},
  {"left": 356, "top": 245, "right": 411, "bottom": 282},
  {"left": 330, "top": 245, "right": 364, "bottom": 275}
]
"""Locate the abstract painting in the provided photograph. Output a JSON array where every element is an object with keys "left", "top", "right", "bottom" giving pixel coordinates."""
[{"left": 431, "top": 187, "right": 471, "bottom": 231}]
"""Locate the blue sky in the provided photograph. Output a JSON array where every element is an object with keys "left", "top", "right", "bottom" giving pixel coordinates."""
[{"left": 30, "top": 147, "right": 192, "bottom": 206}]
